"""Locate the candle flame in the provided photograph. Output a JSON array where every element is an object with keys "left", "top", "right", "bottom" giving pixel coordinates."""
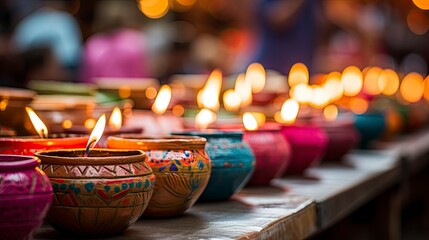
[
  {"left": 280, "top": 99, "right": 299, "bottom": 124},
  {"left": 195, "top": 108, "right": 217, "bottom": 129},
  {"left": 243, "top": 112, "right": 259, "bottom": 131},
  {"left": 381, "top": 69, "right": 399, "bottom": 96},
  {"left": 243, "top": 112, "right": 266, "bottom": 131},
  {"left": 234, "top": 73, "right": 252, "bottom": 107},
  {"left": 290, "top": 83, "right": 313, "bottom": 104},
  {"left": 152, "top": 85, "right": 172, "bottom": 115},
  {"left": 223, "top": 89, "right": 241, "bottom": 112},
  {"left": 25, "top": 107, "right": 48, "bottom": 138},
  {"left": 341, "top": 66, "right": 363, "bottom": 97},
  {"left": 324, "top": 105, "right": 338, "bottom": 121},
  {"left": 197, "top": 69, "right": 222, "bottom": 111},
  {"left": 85, "top": 114, "right": 106, "bottom": 157},
  {"left": 349, "top": 97, "right": 369, "bottom": 114},
  {"left": 400, "top": 72, "right": 424, "bottom": 103},
  {"left": 245, "top": 63, "right": 266, "bottom": 93},
  {"left": 108, "top": 107, "right": 122, "bottom": 131},
  {"left": 288, "top": 63, "right": 309, "bottom": 88}
]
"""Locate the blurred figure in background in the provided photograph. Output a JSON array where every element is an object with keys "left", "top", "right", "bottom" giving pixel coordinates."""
[
  {"left": 81, "top": 1, "right": 151, "bottom": 83},
  {"left": 252, "top": 0, "right": 322, "bottom": 74},
  {"left": 13, "top": 0, "right": 82, "bottom": 81}
]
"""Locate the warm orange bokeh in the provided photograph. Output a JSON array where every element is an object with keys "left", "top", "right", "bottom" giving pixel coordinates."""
[
  {"left": 349, "top": 97, "right": 369, "bottom": 114},
  {"left": 341, "top": 66, "right": 363, "bottom": 97},
  {"left": 400, "top": 72, "right": 424, "bottom": 103},
  {"left": 288, "top": 63, "right": 309, "bottom": 88}
]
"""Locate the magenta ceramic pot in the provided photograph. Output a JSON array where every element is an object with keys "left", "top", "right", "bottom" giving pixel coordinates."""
[
  {"left": 0, "top": 154, "right": 53, "bottom": 240},
  {"left": 244, "top": 128, "right": 291, "bottom": 185},
  {"left": 315, "top": 119, "right": 360, "bottom": 162},
  {"left": 280, "top": 124, "right": 328, "bottom": 175}
]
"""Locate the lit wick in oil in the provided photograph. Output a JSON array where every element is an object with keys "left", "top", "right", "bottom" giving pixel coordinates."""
[
  {"left": 26, "top": 107, "right": 48, "bottom": 139},
  {"left": 84, "top": 114, "right": 106, "bottom": 157}
]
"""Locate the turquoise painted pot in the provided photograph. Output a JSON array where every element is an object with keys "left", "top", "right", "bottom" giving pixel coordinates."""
[
  {"left": 354, "top": 112, "right": 386, "bottom": 148},
  {"left": 173, "top": 131, "right": 255, "bottom": 201}
]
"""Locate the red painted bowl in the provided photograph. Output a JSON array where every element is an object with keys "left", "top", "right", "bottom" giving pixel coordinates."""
[
  {"left": 313, "top": 118, "right": 360, "bottom": 162},
  {"left": 244, "top": 128, "right": 291, "bottom": 185},
  {"left": 0, "top": 154, "right": 53, "bottom": 240},
  {"left": 0, "top": 134, "right": 88, "bottom": 156},
  {"left": 280, "top": 124, "right": 328, "bottom": 175}
]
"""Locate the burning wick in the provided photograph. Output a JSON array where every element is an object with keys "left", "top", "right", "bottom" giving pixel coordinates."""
[
  {"left": 25, "top": 107, "right": 48, "bottom": 139},
  {"left": 84, "top": 114, "right": 106, "bottom": 157}
]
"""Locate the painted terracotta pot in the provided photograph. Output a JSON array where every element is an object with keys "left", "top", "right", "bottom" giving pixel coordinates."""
[
  {"left": 35, "top": 149, "right": 155, "bottom": 236},
  {"left": 314, "top": 119, "right": 360, "bottom": 162},
  {"left": 354, "top": 112, "right": 386, "bottom": 148},
  {"left": 0, "top": 154, "right": 53, "bottom": 240},
  {"left": 0, "top": 134, "right": 87, "bottom": 156},
  {"left": 173, "top": 131, "right": 255, "bottom": 201},
  {"left": 280, "top": 124, "right": 328, "bottom": 175},
  {"left": 107, "top": 135, "right": 211, "bottom": 218},
  {"left": 244, "top": 128, "right": 291, "bottom": 185}
]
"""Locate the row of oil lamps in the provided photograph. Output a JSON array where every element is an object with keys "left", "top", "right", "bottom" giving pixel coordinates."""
[{"left": 1, "top": 62, "right": 429, "bottom": 238}]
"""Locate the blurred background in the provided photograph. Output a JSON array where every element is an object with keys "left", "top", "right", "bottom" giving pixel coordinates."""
[{"left": 0, "top": 0, "right": 428, "bottom": 87}]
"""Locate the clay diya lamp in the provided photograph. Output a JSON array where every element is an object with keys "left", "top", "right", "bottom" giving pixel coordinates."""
[
  {"left": 312, "top": 116, "right": 360, "bottom": 162},
  {"left": 277, "top": 122, "right": 328, "bottom": 175},
  {"left": 0, "top": 133, "right": 88, "bottom": 156},
  {"left": 0, "top": 107, "right": 88, "bottom": 156},
  {"left": 208, "top": 120, "right": 291, "bottom": 185},
  {"left": 172, "top": 131, "right": 255, "bottom": 201},
  {"left": 0, "top": 154, "right": 53, "bottom": 240},
  {"left": 35, "top": 149, "right": 155, "bottom": 235},
  {"left": 107, "top": 135, "right": 211, "bottom": 218},
  {"left": 353, "top": 111, "right": 386, "bottom": 148}
]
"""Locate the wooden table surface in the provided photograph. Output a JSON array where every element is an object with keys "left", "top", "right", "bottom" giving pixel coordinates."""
[{"left": 34, "top": 129, "right": 429, "bottom": 239}]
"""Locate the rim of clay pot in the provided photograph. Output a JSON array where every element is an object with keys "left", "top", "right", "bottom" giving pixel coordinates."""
[
  {"left": 0, "top": 154, "right": 39, "bottom": 171},
  {"left": 0, "top": 134, "right": 88, "bottom": 143},
  {"left": 171, "top": 130, "right": 243, "bottom": 139},
  {"left": 34, "top": 148, "right": 146, "bottom": 165},
  {"left": 108, "top": 134, "right": 206, "bottom": 150}
]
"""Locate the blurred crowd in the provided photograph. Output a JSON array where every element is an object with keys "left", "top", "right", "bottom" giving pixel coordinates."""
[{"left": 0, "top": 0, "right": 428, "bottom": 87}]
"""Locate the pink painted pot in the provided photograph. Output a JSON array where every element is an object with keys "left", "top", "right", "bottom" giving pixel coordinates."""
[
  {"left": 244, "top": 128, "right": 291, "bottom": 185},
  {"left": 0, "top": 155, "right": 53, "bottom": 240},
  {"left": 314, "top": 119, "right": 360, "bottom": 162},
  {"left": 280, "top": 124, "right": 328, "bottom": 175}
]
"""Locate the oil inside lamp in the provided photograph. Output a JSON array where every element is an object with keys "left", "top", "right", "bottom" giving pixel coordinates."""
[
  {"left": 151, "top": 85, "right": 172, "bottom": 115},
  {"left": 25, "top": 107, "right": 48, "bottom": 138},
  {"left": 108, "top": 107, "right": 122, "bottom": 131},
  {"left": 85, "top": 114, "right": 106, "bottom": 157}
]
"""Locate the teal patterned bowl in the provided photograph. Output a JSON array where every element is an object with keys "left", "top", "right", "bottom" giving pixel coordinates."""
[{"left": 173, "top": 131, "right": 255, "bottom": 201}]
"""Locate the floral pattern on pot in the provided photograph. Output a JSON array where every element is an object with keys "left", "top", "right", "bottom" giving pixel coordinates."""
[
  {"left": 35, "top": 149, "right": 155, "bottom": 236},
  {"left": 107, "top": 135, "right": 211, "bottom": 218}
]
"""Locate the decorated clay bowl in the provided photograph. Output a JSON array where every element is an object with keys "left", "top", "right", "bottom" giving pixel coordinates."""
[
  {"left": 0, "top": 154, "right": 53, "bottom": 240},
  {"left": 354, "top": 112, "right": 386, "bottom": 148},
  {"left": 313, "top": 118, "right": 360, "bottom": 162},
  {"left": 173, "top": 131, "right": 255, "bottom": 201},
  {"left": 280, "top": 124, "right": 328, "bottom": 175},
  {"left": 0, "top": 134, "right": 88, "bottom": 156},
  {"left": 244, "top": 128, "right": 291, "bottom": 185},
  {"left": 107, "top": 135, "right": 211, "bottom": 218},
  {"left": 35, "top": 149, "right": 155, "bottom": 236}
]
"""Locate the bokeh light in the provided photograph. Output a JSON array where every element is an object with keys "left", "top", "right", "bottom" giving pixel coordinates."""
[
  {"left": 341, "top": 66, "right": 363, "bottom": 97},
  {"left": 400, "top": 72, "right": 424, "bottom": 103}
]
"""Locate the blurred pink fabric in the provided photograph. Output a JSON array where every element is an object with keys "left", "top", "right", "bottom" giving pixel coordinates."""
[{"left": 81, "top": 28, "right": 150, "bottom": 83}]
